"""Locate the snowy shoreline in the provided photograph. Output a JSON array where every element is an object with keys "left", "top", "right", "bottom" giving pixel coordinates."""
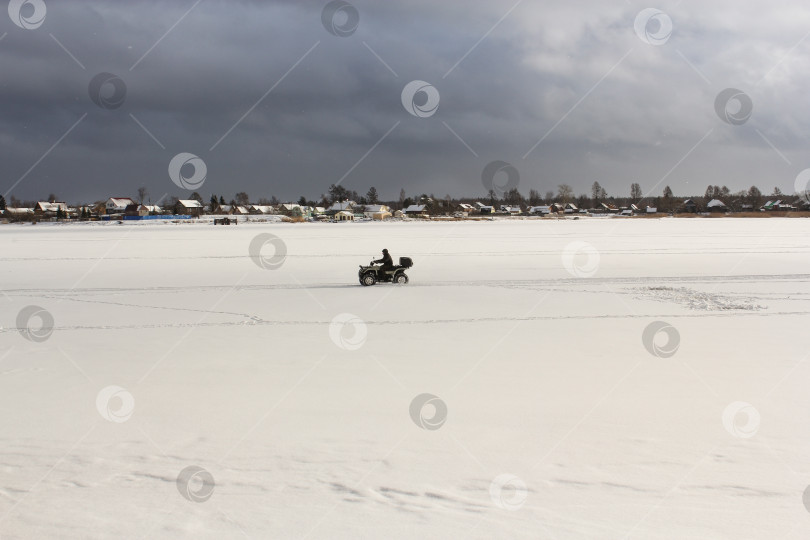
[{"left": 2, "top": 213, "right": 808, "bottom": 229}]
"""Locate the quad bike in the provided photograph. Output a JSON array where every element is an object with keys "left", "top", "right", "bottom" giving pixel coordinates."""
[{"left": 358, "top": 257, "right": 413, "bottom": 286}]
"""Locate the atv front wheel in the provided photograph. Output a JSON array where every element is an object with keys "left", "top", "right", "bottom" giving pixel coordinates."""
[
  {"left": 394, "top": 273, "right": 409, "bottom": 284},
  {"left": 361, "top": 273, "right": 377, "bottom": 286}
]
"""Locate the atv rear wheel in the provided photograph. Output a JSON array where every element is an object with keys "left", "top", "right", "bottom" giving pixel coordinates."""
[
  {"left": 361, "top": 273, "right": 377, "bottom": 286},
  {"left": 394, "top": 273, "right": 409, "bottom": 284}
]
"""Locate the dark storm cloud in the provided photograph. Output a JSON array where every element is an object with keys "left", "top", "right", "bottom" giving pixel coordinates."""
[{"left": 1, "top": 0, "right": 809, "bottom": 203}]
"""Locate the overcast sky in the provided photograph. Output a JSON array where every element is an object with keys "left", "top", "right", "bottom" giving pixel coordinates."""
[{"left": 1, "top": 0, "right": 809, "bottom": 204}]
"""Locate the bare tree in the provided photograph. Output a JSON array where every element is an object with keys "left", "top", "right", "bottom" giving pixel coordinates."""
[
  {"left": 748, "top": 185, "right": 762, "bottom": 208},
  {"left": 504, "top": 188, "right": 524, "bottom": 205},
  {"left": 662, "top": 185, "right": 673, "bottom": 212},
  {"left": 591, "top": 181, "right": 602, "bottom": 201},
  {"left": 137, "top": 186, "right": 148, "bottom": 204},
  {"left": 557, "top": 184, "right": 573, "bottom": 203},
  {"left": 630, "top": 183, "right": 642, "bottom": 202},
  {"left": 234, "top": 192, "right": 250, "bottom": 206}
]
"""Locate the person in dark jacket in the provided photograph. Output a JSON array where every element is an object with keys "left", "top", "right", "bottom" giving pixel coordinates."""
[{"left": 374, "top": 248, "right": 394, "bottom": 274}]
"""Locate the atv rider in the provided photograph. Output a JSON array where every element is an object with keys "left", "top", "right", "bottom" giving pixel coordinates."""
[{"left": 374, "top": 249, "right": 394, "bottom": 275}]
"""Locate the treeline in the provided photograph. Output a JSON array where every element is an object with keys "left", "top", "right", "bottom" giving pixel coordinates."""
[
  {"left": 4, "top": 181, "right": 794, "bottom": 212},
  {"left": 173, "top": 181, "right": 797, "bottom": 212}
]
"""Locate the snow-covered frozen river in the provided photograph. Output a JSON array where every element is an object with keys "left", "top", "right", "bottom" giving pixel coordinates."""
[{"left": 1, "top": 218, "right": 808, "bottom": 539}]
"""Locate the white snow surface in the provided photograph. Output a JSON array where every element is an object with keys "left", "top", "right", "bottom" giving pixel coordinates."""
[{"left": 0, "top": 218, "right": 808, "bottom": 539}]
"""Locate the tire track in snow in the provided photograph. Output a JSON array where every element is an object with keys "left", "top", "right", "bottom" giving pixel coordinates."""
[
  {"left": 2, "top": 310, "right": 808, "bottom": 335},
  {"left": 1, "top": 247, "right": 809, "bottom": 262},
  {"left": 2, "top": 273, "right": 809, "bottom": 297}
]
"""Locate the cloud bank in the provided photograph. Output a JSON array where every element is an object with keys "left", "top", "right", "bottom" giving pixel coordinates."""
[{"left": 1, "top": 0, "right": 809, "bottom": 203}]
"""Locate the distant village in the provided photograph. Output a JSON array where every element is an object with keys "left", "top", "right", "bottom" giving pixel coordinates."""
[{"left": 1, "top": 182, "right": 808, "bottom": 223}]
